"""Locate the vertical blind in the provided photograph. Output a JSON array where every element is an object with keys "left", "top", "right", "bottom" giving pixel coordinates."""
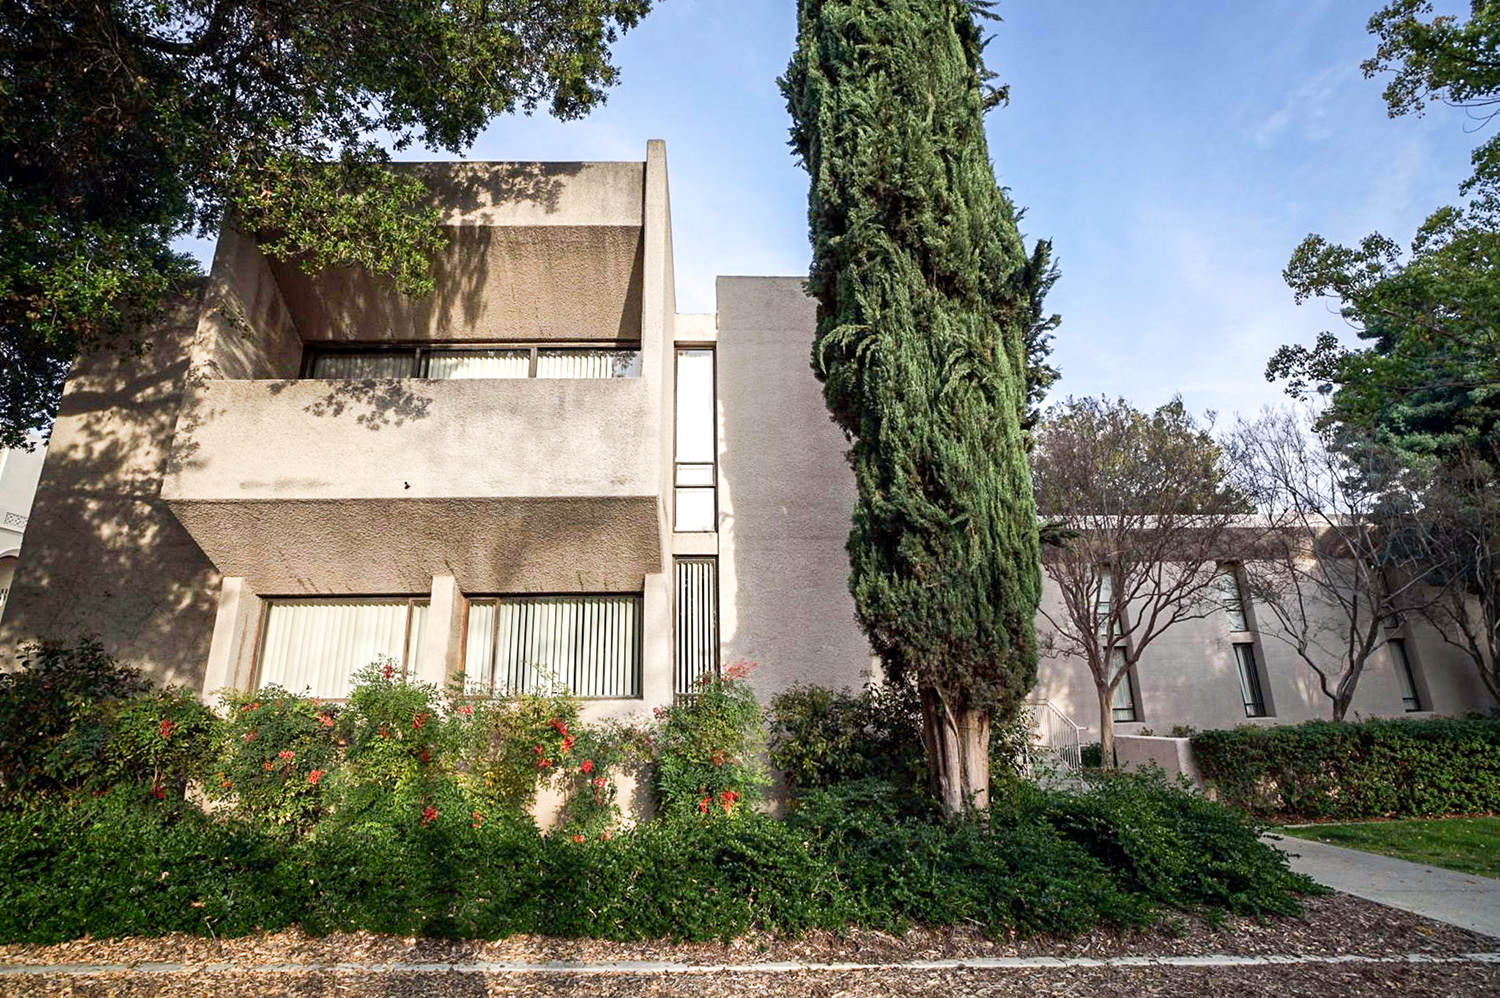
[
  {"left": 466, "top": 595, "right": 641, "bottom": 697},
  {"left": 675, "top": 558, "right": 719, "bottom": 696},
  {"left": 423, "top": 350, "right": 530, "bottom": 379},
  {"left": 536, "top": 349, "right": 642, "bottom": 379},
  {"left": 311, "top": 352, "right": 413, "bottom": 379},
  {"left": 259, "top": 599, "right": 428, "bottom": 699}
]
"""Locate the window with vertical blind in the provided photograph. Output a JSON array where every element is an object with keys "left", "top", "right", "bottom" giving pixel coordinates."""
[
  {"left": 257, "top": 598, "right": 430, "bottom": 699},
  {"left": 304, "top": 344, "right": 642, "bottom": 380},
  {"left": 675, "top": 558, "right": 718, "bottom": 697},
  {"left": 464, "top": 595, "right": 641, "bottom": 698}
]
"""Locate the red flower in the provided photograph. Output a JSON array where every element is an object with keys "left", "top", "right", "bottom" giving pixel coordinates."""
[
  {"left": 722, "top": 659, "right": 755, "bottom": 681},
  {"left": 379, "top": 727, "right": 389, "bottom": 739},
  {"left": 241, "top": 701, "right": 261, "bottom": 713},
  {"left": 318, "top": 714, "right": 335, "bottom": 728},
  {"left": 419, "top": 749, "right": 431, "bottom": 763},
  {"left": 307, "top": 770, "right": 324, "bottom": 785},
  {"left": 278, "top": 750, "right": 295, "bottom": 761},
  {"left": 158, "top": 718, "right": 176, "bottom": 740},
  {"left": 471, "top": 811, "right": 484, "bottom": 829},
  {"left": 412, "top": 713, "right": 427, "bottom": 730},
  {"left": 420, "top": 805, "right": 439, "bottom": 826},
  {"left": 697, "top": 795, "right": 710, "bottom": 814},
  {"left": 548, "top": 718, "right": 569, "bottom": 738},
  {"left": 591, "top": 777, "right": 608, "bottom": 788},
  {"left": 457, "top": 705, "right": 474, "bottom": 717},
  {"left": 580, "top": 759, "right": 595, "bottom": 774},
  {"left": 710, "top": 750, "right": 726, "bottom": 768},
  {"left": 150, "top": 785, "right": 165, "bottom": 799},
  {"left": 560, "top": 735, "right": 575, "bottom": 754},
  {"left": 538, "top": 757, "right": 551, "bottom": 769},
  {"left": 572, "top": 834, "right": 585, "bottom": 844},
  {"left": 262, "top": 760, "right": 274, "bottom": 771},
  {"left": 242, "top": 730, "right": 257, "bottom": 743},
  {"left": 533, "top": 744, "right": 545, "bottom": 755},
  {"left": 719, "top": 790, "right": 739, "bottom": 814},
  {"left": 220, "top": 779, "right": 233, "bottom": 790},
  {"left": 382, "top": 662, "right": 395, "bottom": 681},
  {"left": 601, "top": 830, "right": 613, "bottom": 842}
]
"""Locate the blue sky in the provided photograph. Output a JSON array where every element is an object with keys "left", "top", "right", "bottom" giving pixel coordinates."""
[{"left": 181, "top": 0, "right": 1479, "bottom": 421}]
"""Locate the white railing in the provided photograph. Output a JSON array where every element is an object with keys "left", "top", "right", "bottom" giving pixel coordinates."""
[{"left": 1024, "top": 698, "right": 1083, "bottom": 773}]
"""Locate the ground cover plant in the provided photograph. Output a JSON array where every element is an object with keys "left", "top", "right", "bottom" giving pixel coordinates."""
[
  {"left": 0, "top": 641, "right": 1315, "bottom": 944},
  {"left": 1281, "top": 817, "right": 1500, "bottom": 880},
  {"left": 1191, "top": 718, "right": 1500, "bottom": 820}
]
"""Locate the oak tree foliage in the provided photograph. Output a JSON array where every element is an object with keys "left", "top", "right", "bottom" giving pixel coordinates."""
[{"left": 0, "top": 0, "right": 654, "bottom": 448}]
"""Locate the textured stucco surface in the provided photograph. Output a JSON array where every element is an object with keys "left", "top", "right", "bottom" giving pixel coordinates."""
[
  {"left": 165, "top": 376, "right": 659, "bottom": 502},
  {"left": 271, "top": 225, "right": 645, "bottom": 345},
  {"left": 167, "top": 496, "right": 661, "bottom": 596},
  {"left": 715, "top": 277, "right": 877, "bottom": 698},
  {"left": 0, "top": 297, "right": 220, "bottom": 686},
  {"left": 195, "top": 227, "right": 302, "bottom": 380}
]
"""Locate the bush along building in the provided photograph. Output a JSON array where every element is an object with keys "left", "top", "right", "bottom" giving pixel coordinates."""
[{"left": 0, "top": 142, "right": 1494, "bottom": 745}]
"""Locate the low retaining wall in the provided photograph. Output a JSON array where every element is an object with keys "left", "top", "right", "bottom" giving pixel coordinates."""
[{"left": 1114, "top": 735, "right": 1205, "bottom": 789}]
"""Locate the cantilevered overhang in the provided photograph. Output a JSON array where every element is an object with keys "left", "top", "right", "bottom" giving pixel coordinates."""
[
  {"left": 165, "top": 496, "right": 660, "bottom": 594},
  {"left": 162, "top": 376, "right": 663, "bottom": 593}
]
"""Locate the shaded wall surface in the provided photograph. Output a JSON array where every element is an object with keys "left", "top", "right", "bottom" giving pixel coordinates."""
[
  {"left": 715, "top": 277, "right": 877, "bottom": 698},
  {"left": 0, "top": 296, "right": 220, "bottom": 687}
]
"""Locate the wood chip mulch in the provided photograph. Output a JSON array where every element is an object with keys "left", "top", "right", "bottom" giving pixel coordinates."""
[{"left": 1, "top": 892, "right": 1492, "bottom": 972}]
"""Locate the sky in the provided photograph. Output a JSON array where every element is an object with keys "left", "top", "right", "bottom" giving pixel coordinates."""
[{"left": 178, "top": 0, "right": 1481, "bottom": 422}]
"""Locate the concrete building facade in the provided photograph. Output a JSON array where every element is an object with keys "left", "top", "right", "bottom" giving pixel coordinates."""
[{"left": 1, "top": 142, "right": 1493, "bottom": 741}]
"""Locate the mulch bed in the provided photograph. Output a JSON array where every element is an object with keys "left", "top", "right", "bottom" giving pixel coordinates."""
[{"left": 0, "top": 893, "right": 1493, "bottom": 972}]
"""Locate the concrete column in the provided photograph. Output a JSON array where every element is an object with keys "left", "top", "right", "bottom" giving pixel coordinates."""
[
  {"left": 642, "top": 569, "right": 674, "bottom": 711},
  {"left": 201, "top": 577, "right": 261, "bottom": 705},
  {"left": 420, "top": 575, "right": 464, "bottom": 689}
]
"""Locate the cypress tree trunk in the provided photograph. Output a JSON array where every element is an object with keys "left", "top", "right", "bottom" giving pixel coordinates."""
[{"left": 784, "top": 0, "right": 1043, "bottom": 812}]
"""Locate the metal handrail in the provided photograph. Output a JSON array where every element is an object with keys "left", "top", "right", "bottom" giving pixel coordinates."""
[{"left": 1024, "top": 698, "right": 1083, "bottom": 773}]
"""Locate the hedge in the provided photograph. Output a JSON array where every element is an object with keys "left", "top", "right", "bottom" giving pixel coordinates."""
[{"left": 1191, "top": 718, "right": 1500, "bottom": 820}]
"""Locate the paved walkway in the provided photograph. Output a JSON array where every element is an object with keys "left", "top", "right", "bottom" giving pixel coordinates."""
[{"left": 1265, "top": 833, "right": 1500, "bottom": 939}]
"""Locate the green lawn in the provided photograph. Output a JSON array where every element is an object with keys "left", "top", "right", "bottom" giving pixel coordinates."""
[{"left": 1281, "top": 817, "right": 1500, "bottom": 879}]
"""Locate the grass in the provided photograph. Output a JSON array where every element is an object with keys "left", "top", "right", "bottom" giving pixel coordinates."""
[{"left": 1281, "top": 817, "right": 1500, "bottom": 879}]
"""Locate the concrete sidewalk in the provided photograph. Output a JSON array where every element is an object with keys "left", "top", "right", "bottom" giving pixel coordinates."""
[{"left": 1265, "top": 833, "right": 1500, "bottom": 939}]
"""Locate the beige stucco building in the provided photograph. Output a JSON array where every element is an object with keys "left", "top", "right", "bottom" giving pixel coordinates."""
[{"left": 1, "top": 142, "right": 1494, "bottom": 741}]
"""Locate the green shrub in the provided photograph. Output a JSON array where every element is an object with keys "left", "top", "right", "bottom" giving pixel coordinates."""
[
  {"left": 0, "top": 640, "right": 153, "bottom": 799},
  {"left": 653, "top": 663, "right": 768, "bottom": 819},
  {"left": 1191, "top": 718, "right": 1500, "bottom": 820},
  {"left": 213, "top": 686, "right": 341, "bottom": 837},
  {"left": 767, "top": 681, "right": 926, "bottom": 794}
]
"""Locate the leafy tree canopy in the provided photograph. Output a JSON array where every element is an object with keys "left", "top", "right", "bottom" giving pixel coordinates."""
[
  {"left": 0, "top": 0, "right": 654, "bottom": 449},
  {"left": 1270, "top": 1, "right": 1500, "bottom": 463}
]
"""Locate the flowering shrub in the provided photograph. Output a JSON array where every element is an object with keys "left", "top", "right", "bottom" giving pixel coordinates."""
[
  {"left": 448, "top": 687, "right": 583, "bottom": 812},
  {"left": 97, "top": 688, "right": 219, "bottom": 803},
  {"left": 213, "top": 687, "right": 341, "bottom": 837},
  {"left": 653, "top": 662, "right": 768, "bottom": 820},
  {"left": 553, "top": 719, "right": 651, "bottom": 840}
]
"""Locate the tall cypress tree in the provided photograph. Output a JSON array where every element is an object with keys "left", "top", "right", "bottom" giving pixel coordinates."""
[{"left": 783, "top": 0, "right": 1042, "bottom": 811}]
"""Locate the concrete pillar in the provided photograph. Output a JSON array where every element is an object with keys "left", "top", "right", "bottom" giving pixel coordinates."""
[
  {"left": 202, "top": 577, "right": 261, "bottom": 704},
  {"left": 420, "top": 575, "right": 464, "bottom": 689}
]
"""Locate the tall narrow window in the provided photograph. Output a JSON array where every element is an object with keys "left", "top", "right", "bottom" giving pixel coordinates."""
[
  {"left": 1234, "top": 642, "right": 1268, "bottom": 717},
  {"left": 1215, "top": 566, "right": 1249, "bottom": 631},
  {"left": 1389, "top": 638, "right": 1424, "bottom": 712},
  {"left": 1109, "top": 647, "right": 1138, "bottom": 723},
  {"left": 675, "top": 348, "right": 716, "bottom": 532},
  {"left": 465, "top": 595, "right": 641, "bottom": 698},
  {"left": 258, "top": 598, "right": 429, "bottom": 699},
  {"left": 675, "top": 558, "right": 719, "bottom": 697},
  {"left": 1096, "top": 568, "right": 1113, "bottom": 638}
]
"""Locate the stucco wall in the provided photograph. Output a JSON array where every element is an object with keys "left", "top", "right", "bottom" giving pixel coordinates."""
[
  {"left": 0, "top": 297, "right": 220, "bottom": 687},
  {"left": 1033, "top": 573, "right": 1498, "bottom": 741},
  {"left": 271, "top": 225, "right": 645, "bottom": 345},
  {"left": 715, "top": 276, "right": 877, "bottom": 698},
  {"left": 195, "top": 227, "right": 302, "bottom": 381}
]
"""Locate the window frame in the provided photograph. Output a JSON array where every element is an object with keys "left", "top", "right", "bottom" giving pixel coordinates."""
[
  {"left": 461, "top": 592, "right": 644, "bottom": 700},
  {"left": 301, "top": 340, "right": 644, "bottom": 380},
  {"left": 1233, "top": 641, "right": 1269, "bottom": 718},
  {"left": 674, "top": 556, "right": 719, "bottom": 699},
  {"left": 1108, "top": 645, "right": 1140, "bottom": 724},
  {"left": 253, "top": 595, "right": 431, "bottom": 701},
  {"left": 673, "top": 346, "right": 718, "bottom": 533},
  {"left": 1388, "top": 636, "right": 1426, "bottom": 712}
]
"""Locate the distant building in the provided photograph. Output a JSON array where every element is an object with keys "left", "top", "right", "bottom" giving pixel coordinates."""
[
  {"left": 2, "top": 141, "right": 1492, "bottom": 739},
  {"left": 0, "top": 441, "right": 46, "bottom": 624}
]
